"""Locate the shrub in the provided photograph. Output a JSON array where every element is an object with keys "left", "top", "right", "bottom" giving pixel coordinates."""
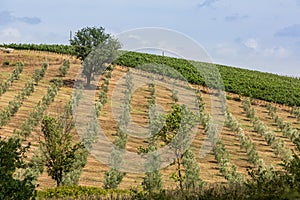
[
  {"left": 3, "top": 60, "right": 10, "bottom": 66},
  {"left": 37, "top": 185, "right": 130, "bottom": 199},
  {"left": 59, "top": 65, "right": 68, "bottom": 77},
  {"left": 34, "top": 69, "right": 42, "bottom": 85}
]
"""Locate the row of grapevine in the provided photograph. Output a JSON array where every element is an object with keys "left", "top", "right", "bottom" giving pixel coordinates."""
[
  {"left": 3, "top": 43, "right": 75, "bottom": 55},
  {"left": 0, "top": 62, "right": 49, "bottom": 128},
  {"left": 103, "top": 70, "right": 134, "bottom": 189},
  {"left": 196, "top": 91, "right": 243, "bottom": 183},
  {"left": 14, "top": 79, "right": 63, "bottom": 139},
  {"left": 0, "top": 62, "right": 24, "bottom": 97},
  {"left": 266, "top": 103, "right": 300, "bottom": 147},
  {"left": 114, "top": 51, "right": 300, "bottom": 106},
  {"left": 242, "top": 99, "right": 293, "bottom": 163}
]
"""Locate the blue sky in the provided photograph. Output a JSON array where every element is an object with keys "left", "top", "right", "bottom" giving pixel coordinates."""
[{"left": 0, "top": 0, "right": 299, "bottom": 76}]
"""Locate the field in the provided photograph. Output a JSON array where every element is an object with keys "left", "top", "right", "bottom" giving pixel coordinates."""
[{"left": 1, "top": 50, "right": 300, "bottom": 198}]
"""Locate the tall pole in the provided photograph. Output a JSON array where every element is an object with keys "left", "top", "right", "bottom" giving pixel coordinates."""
[
  {"left": 162, "top": 51, "right": 165, "bottom": 80},
  {"left": 290, "top": 79, "right": 293, "bottom": 106},
  {"left": 69, "top": 31, "right": 72, "bottom": 43}
]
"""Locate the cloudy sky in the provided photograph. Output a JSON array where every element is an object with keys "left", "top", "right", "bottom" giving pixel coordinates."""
[{"left": 0, "top": 0, "right": 299, "bottom": 76}]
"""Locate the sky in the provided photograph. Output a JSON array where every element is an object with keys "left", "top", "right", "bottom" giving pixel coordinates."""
[{"left": 0, "top": 0, "right": 299, "bottom": 77}]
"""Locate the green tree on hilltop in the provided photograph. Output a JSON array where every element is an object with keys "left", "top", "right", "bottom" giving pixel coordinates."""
[{"left": 70, "top": 27, "right": 121, "bottom": 87}]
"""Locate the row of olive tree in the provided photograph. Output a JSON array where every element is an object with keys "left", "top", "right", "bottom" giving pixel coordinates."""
[
  {"left": 33, "top": 62, "right": 48, "bottom": 85},
  {"left": 59, "top": 59, "right": 71, "bottom": 77},
  {"left": 0, "top": 63, "right": 46, "bottom": 128},
  {"left": 242, "top": 98, "right": 293, "bottom": 163},
  {"left": 266, "top": 103, "right": 300, "bottom": 149},
  {"left": 196, "top": 91, "right": 243, "bottom": 184},
  {"left": 26, "top": 87, "right": 85, "bottom": 188},
  {"left": 14, "top": 79, "right": 63, "bottom": 139},
  {"left": 0, "top": 79, "right": 69, "bottom": 199},
  {"left": 137, "top": 78, "right": 163, "bottom": 195},
  {"left": 225, "top": 112, "right": 263, "bottom": 166},
  {"left": 0, "top": 62, "right": 24, "bottom": 96},
  {"left": 156, "top": 87, "right": 204, "bottom": 192},
  {"left": 291, "top": 106, "right": 300, "bottom": 123},
  {"left": 103, "top": 70, "right": 134, "bottom": 189}
]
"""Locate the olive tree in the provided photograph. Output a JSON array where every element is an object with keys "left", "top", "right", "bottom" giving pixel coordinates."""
[{"left": 158, "top": 104, "right": 202, "bottom": 191}]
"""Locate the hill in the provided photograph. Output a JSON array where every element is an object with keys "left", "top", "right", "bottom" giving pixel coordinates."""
[{"left": 1, "top": 50, "right": 300, "bottom": 192}]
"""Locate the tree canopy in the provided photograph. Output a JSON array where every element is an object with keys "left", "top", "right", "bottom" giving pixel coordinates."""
[{"left": 70, "top": 27, "right": 121, "bottom": 87}]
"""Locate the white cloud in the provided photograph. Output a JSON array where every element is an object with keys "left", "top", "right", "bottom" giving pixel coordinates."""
[
  {"left": 0, "top": 28, "right": 21, "bottom": 42},
  {"left": 214, "top": 43, "right": 238, "bottom": 57},
  {"left": 244, "top": 38, "right": 258, "bottom": 50},
  {"left": 198, "top": 0, "right": 220, "bottom": 8},
  {"left": 275, "top": 24, "right": 300, "bottom": 37},
  {"left": 263, "top": 47, "right": 289, "bottom": 58},
  {"left": 225, "top": 13, "right": 249, "bottom": 22},
  {"left": 0, "top": 11, "right": 41, "bottom": 26}
]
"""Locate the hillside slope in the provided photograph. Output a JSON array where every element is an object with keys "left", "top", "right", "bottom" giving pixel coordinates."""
[{"left": 0, "top": 50, "right": 299, "bottom": 190}]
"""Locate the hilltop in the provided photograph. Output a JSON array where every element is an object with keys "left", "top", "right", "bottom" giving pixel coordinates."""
[{"left": 3, "top": 43, "right": 300, "bottom": 106}]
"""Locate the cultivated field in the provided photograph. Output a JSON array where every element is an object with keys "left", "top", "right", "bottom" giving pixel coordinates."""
[{"left": 0, "top": 50, "right": 299, "bottom": 191}]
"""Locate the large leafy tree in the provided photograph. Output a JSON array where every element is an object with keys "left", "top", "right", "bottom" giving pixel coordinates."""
[
  {"left": 0, "top": 136, "right": 37, "bottom": 199},
  {"left": 70, "top": 27, "right": 121, "bottom": 87},
  {"left": 40, "top": 105, "right": 87, "bottom": 187}
]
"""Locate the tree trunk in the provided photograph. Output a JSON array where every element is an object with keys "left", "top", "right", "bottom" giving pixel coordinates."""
[
  {"left": 86, "top": 73, "right": 91, "bottom": 88},
  {"left": 177, "top": 157, "right": 183, "bottom": 192},
  {"left": 57, "top": 168, "right": 63, "bottom": 187}
]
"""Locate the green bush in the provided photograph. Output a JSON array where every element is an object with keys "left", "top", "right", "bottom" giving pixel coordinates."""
[
  {"left": 3, "top": 60, "right": 10, "bottom": 66},
  {"left": 0, "top": 136, "right": 37, "bottom": 200},
  {"left": 37, "top": 186, "right": 129, "bottom": 199}
]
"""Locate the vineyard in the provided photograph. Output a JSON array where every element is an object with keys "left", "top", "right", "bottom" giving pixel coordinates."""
[
  {"left": 1, "top": 49, "right": 300, "bottom": 199},
  {"left": 3, "top": 44, "right": 300, "bottom": 106}
]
